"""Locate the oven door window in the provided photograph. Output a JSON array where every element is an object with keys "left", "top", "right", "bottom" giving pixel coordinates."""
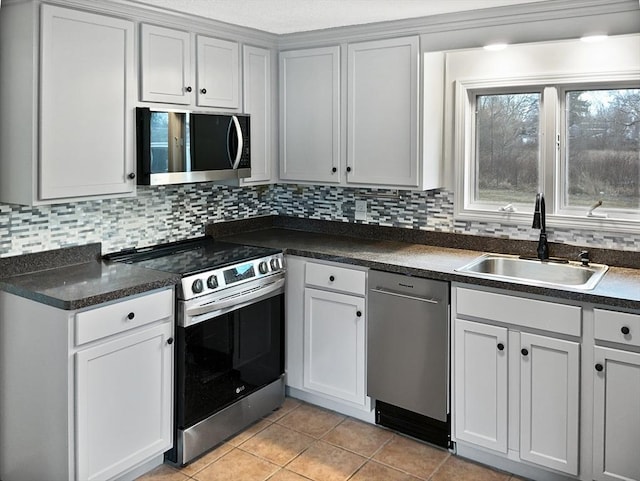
[{"left": 177, "top": 293, "right": 284, "bottom": 428}]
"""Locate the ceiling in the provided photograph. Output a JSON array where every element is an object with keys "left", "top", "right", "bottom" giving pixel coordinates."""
[{"left": 128, "top": 0, "right": 554, "bottom": 34}]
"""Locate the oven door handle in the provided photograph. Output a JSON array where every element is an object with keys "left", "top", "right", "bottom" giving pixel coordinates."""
[{"left": 185, "top": 277, "right": 285, "bottom": 320}]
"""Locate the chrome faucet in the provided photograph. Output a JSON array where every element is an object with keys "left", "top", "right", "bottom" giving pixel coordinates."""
[{"left": 532, "top": 193, "right": 549, "bottom": 261}]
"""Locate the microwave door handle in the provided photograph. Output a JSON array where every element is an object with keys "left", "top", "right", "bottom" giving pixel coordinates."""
[{"left": 230, "top": 115, "right": 243, "bottom": 169}]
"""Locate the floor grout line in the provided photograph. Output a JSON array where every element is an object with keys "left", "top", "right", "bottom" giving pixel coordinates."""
[
  {"left": 139, "top": 398, "right": 513, "bottom": 481},
  {"left": 425, "top": 450, "right": 452, "bottom": 480}
]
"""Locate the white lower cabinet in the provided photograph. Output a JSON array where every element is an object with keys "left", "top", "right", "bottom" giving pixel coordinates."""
[
  {"left": 303, "top": 288, "right": 366, "bottom": 405},
  {"left": 0, "top": 288, "right": 174, "bottom": 481},
  {"left": 593, "top": 347, "right": 640, "bottom": 481},
  {"left": 593, "top": 309, "right": 640, "bottom": 481},
  {"left": 76, "top": 322, "right": 173, "bottom": 481},
  {"left": 284, "top": 256, "right": 371, "bottom": 419},
  {"left": 519, "top": 333, "right": 580, "bottom": 475},
  {"left": 454, "top": 319, "right": 508, "bottom": 453},
  {"left": 453, "top": 285, "right": 581, "bottom": 477}
]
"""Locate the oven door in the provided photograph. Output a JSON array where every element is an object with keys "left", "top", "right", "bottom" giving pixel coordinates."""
[{"left": 176, "top": 291, "right": 284, "bottom": 429}]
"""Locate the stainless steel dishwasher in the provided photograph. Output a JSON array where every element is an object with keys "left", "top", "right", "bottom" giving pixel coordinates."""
[{"left": 367, "top": 270, "right": 450, "bottom": 448}]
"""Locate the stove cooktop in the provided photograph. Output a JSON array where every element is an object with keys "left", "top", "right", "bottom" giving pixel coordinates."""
[{"left": 104, "top": 237, "right": 281, "bottom": 276}]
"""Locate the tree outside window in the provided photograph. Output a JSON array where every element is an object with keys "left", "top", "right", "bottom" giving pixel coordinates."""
[
  {"left": 565, "top": 88, "right": 640, "bottom": 211},
  {"left": 475, "top": 93, "right": 540, "bottom": 205}
]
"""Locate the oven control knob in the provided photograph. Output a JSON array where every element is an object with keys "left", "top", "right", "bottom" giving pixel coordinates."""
[
  {"left": 192, "top": 279, "right": 204, "bottom": 294},
  {"left": 207, "top": 275, "right": 218, "bottom": 289},
  {"left": 270, "top": 258, "right": 281, "bottom": 271},
  {"left": 259, "top": 261, "right": 269, "bottom": 274}
]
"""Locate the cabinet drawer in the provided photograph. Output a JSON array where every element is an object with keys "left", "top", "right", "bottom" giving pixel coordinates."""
[
  {"left": 456, "top": 287, "right": 581, "bottom": 337},
  {"left": 75, "top": 289, "right": 173, "bottom": 345},
  {"left": 594, "top": 309, "right": 640, "bottom": 347},
  {"left": 305, "top": 262, "right": 366, "bottom": 296}
]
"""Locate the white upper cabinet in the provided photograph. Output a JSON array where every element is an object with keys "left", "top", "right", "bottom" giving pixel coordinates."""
[
  {"left": 242, "top": 45, "right": 273, "bottom": 184},
  {"left": 279, "top": 47, "right": 341, "bottom": 183},
  {"left": 140, "top": 24, "right": 192, "bottom": 104},
  {"left": 0, "top": 3, "right": 136, "bottom": 205},
  {"left": 140, "top": 24, "right": 240, "bottom": 109},
  {"left": 40, "top": 6, "right": 136, "bottom": 201},
  {"left": 278, "top": 36, "right": 442, "bottom": 189},
  {"left": 347, "top": 36, "right": 419, "bottom": 187},
  {"left": 197, "top": 36, "right": 240, "bottom": 108}
]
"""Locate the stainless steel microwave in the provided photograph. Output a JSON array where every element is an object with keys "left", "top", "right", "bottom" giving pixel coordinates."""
[{"left": 136, "top": 108, "right": 250, "bottom": 185}]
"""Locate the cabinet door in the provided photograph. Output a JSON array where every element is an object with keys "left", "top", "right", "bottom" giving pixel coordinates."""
[
  {"left": 593, "top": 346, "right": 640, "bottom": 481},
  {"left": 76, "top": 322, "right": 173, "bottom": 481},
  {"left": 242, "top": 45, "right": 272, "bottom": 184},
  {"left": 519, "top": 333, "right": 579, "bottom": 475},
  {"left": 196, "top": 35, "right": 239, "bottom": 108},
  {"left": 347, "top": 36, "right": 419, "bottom": 187},
  {"left": 303, "top": 288, "right": 366, "bottom": 405},
  {"left": 280, "top": 47, "right": 341, "bottom": 183},
  {"left": 454, "top": 319, "right": 508, "bottom": 452},
  {"left": 40, "top": 6, "right": 135, "bottom": 200},
  {"left": 140, "top": 24, "right": 191, "bottom": 104}
]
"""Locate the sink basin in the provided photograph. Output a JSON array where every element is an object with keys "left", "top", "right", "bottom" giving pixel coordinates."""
[{"left": 456, "top": 254, "right": 608, "bottom": 290}]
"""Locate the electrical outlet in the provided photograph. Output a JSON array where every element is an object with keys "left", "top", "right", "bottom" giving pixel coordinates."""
[{"left": 355, "top": 200, "right": 367, "bottom": 221}]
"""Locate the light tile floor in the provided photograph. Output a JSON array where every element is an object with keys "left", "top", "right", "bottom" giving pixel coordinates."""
[{"left": 137, "top": 398, "right": 526, "bottom": 481}]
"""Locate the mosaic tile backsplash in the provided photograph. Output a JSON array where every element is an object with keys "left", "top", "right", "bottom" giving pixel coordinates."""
[{"left": 1, "top": 183, "right": 638, "bottom": 258}]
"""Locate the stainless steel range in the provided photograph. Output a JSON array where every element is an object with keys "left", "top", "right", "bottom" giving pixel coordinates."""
[{"left": 105, "top": 238, "right": 285, "bottom": 465}]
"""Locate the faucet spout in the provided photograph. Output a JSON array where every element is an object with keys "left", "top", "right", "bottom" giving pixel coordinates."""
[{"left": 532, "top": 193, "right": 549, "bottom": 260}]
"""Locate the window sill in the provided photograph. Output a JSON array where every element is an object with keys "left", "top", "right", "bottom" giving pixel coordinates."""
[{"left": 454, "top": 208, "right": 640, "bottom": 234}]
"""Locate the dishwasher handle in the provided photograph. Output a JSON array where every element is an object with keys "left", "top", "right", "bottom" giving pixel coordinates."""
[{"left": 370, "top": 287, "right": 441, "bottom": 304}]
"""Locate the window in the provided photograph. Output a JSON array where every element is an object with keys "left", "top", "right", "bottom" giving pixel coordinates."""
[
  {"left": 455, "top": 80, "right": 640, "bottom": 230},
  {"left": 474, "top": 92, "right": 540, "bottom": 205},
  {"left": 449, "top": 34, "right": 640, "bottom": 232},
  {"left": 562, "top": 87, "right": 640, "bottom": 216}
]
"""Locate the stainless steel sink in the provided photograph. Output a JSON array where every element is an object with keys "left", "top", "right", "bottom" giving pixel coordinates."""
[{"left": 456, "top": 253, "right": 608, "bottom": 290}]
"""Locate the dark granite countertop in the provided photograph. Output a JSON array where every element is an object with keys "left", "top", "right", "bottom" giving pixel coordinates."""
[
  {"left": 2, "top": 218, "right": 638, "bottom": 311},
  {"left": 219, "top": 227, "right": 640, "bottom": 311},
  {"left": 0, "top": 244, "right": 180, "bottom": 310}
]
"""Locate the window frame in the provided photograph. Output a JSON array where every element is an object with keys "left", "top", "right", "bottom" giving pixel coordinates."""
[{"left": 454, "top": 71, "right": 640, "bottom": 233}]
